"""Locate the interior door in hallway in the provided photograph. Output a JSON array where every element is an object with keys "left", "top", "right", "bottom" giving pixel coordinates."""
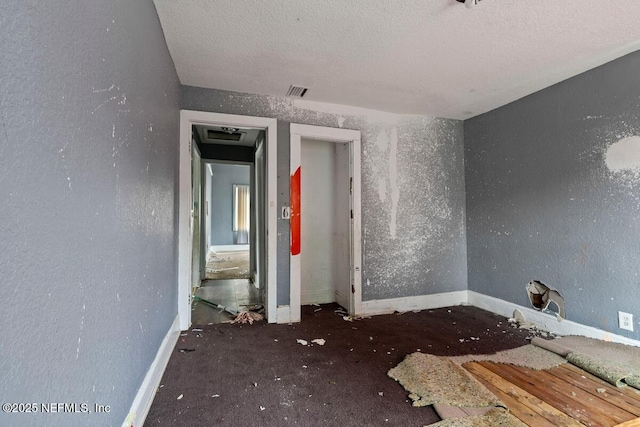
[{"left": 191, "top": 141, "right": 202, "bottom": 290}]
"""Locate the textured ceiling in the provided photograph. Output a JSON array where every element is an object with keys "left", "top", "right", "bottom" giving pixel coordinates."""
[{"left": 154, "top": 0, "right": 640, "bottom": 120}]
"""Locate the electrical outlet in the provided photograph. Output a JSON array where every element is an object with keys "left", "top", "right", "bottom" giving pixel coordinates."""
[{"left": 618, "top": 311, "right": 634, "bottom": 332}]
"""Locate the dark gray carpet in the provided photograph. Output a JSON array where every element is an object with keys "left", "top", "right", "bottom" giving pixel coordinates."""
[{"left": 146, "top": 305, "right": 533, "bottom": 426}]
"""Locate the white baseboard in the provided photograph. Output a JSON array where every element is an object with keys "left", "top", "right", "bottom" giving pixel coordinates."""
[
  {"left": 360, "top": 291, "right": 468, "bottom": 316},
  {"left": 275, "top": 290, "right": 640, "bottom": 347},
  {"left": 276, "top": 305, "right": 294, "bottom": 324},
  {"left": 300, "top": 289, "right": 335, "bottom": 305},
  {"left": 468, "top": 291, "right": 640, "bottom": 347},
  {"left": 122, "top": 315, "right": 180, "bottom": 427}
]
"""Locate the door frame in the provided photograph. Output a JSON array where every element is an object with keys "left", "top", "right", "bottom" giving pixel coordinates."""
[
  {"left": 191, "top": 141, "right": 203, "bottom": 290},
  {"left": 179, "top": 110, "right": 277, "bottom": 329},
  {"left": 289, "top": 124, "right": 362, "bottom": 322}
]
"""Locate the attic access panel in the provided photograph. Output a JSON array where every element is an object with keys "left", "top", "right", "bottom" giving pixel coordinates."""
[
  {"left": 195, "top": 125, "right": 262, "bottom": 147},
  {"left": 206, "top": 129, "right": 244, "bottom": 142}
]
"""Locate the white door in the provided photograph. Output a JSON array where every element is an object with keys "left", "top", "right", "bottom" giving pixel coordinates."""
[
  {"left": 254, "top": 138, "right": 266, "bottom": 290},
  {"left": 191, "top": 142, "right": 202, "bottom": 290}
]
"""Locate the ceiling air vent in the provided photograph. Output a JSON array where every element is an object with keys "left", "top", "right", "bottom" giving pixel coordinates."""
[{"left": 286, "top": 85, "right": 308, "bottom": 98}]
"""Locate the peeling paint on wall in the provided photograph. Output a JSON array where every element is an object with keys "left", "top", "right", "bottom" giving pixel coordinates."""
[
  {"left": 1, "top": 1, "right": 181, "bottom": 424},
  {"left": 388, "top": 128, "right": 400, "bottom": 239},
  {"left": 606, "top": 135, "right": 640, "bottom": 173},
  {"left": 182, "top": 86, "right": 467, "bottom": 301},
  {"left": 376, "top": 130, "right": 389, "bottom": 151},
  {"left": 378, "top": 177, "right": 387, "bottom": 202},
  {"left": 292, "top": 98, "right": 405, "bottom": 125},
  {"left": 465, "top": 50, "right": 640, "bottom": 339}
]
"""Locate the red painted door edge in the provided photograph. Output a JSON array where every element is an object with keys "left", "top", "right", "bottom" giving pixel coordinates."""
[{"left": 290, "top": 167, "right": 301, "bottom": 255}]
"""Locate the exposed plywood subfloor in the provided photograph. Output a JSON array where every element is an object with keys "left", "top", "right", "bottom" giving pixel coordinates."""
[{"left": 463, "top": 361, "right": 640, "bottom": 427}]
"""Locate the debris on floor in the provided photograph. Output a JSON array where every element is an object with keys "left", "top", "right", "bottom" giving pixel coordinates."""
[
  {"left": 210, "top": 266, "right": 239, "bottom": 273},
  {"left": 193, "top": 296, "right": 239, "bottom": 316},
  {"left": 231, "top": 311, "right": 263, "bottom": 324},
  {"left": 297, "top": 339, "right": 308, "bottom": 346},
  {"left": 508, "top": 309, "right": 556, "bottom": 340},
  {"left": 177, "top": 394, "right": 183, "bottom": 400},
  {"left": 179, "top": 348, "right": 196, "bottom": 353},
  {"left": 195, "top": 295, "right": 264, "bottom": 324},
  {"left": 311, "top": 339, "right": 326, "bottom": 346},
  {"left": 208, "top": 253, "right": 231, "bottom": 263}
]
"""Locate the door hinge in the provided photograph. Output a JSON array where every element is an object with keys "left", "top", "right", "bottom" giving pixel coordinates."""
[
  {"left": 351, "top": 285, "right": 355, "bottom": 294},
  {"left": 350, "top": 177, "right": 353, "bottom": 195},
  {"left": 350, "top": 210, "right": 353, "bottom": 219}
]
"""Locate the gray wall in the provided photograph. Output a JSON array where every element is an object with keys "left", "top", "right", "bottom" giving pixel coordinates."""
[
  {"left": 0, "top": 1, "right": 181, "bottom": 426},
  {"left": 465, "top": 50, "right": 640, "bottom": 340},
  {"left": 183, "top": 87, "right": 467, "bottom": 305},
  {"left": 210, "top": 163, "right": 251, "bottom": 246}
]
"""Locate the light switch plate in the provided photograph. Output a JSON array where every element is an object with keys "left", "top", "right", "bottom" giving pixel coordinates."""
[{"left": 282, "top": 206, "right": 290, "bottom": 219}]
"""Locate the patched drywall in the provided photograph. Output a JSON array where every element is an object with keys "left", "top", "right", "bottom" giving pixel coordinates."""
[
  {"left": 465, "top": 50, "right": 640, "bottom": 340},
  {"left": 605, "top": 136, "right": 640, "bottom": 172},
  {"left": 182, "top": 87, "right": 467, "bottom": 304},
  {"left": 0, "top": 1, "right": 180, "bottom": 425}
]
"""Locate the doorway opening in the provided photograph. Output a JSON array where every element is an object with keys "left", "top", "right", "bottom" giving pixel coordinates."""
[
  {"left": 204, "top": 163, "right": 251, "bottom": 281},
  {"left": 289, "top": 124, "right": 362, "bottom": 322},
  {"left": 179, "top": 111, "right": 277, "bottom": 329},
  {"left": 190, "top": 125, "right": 264, "bottom": 325}
]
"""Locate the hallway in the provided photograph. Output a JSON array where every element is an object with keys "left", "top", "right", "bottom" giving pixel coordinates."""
[{"left": 192, "top": 279, "right": 261, "bottom": 325}]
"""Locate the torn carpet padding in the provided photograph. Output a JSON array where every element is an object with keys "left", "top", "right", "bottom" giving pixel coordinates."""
[
  {"left": 531, "top": 336, "right": 640, "bottom": 389},
  {"left": 430, "top": 408, "right": 527, "bottom": 427},
  {"left": 388, "top": 353, "right": 505, "bottom": 409},
  {"left": 449, "top": 345, "right": 566, "bottom": 371}
]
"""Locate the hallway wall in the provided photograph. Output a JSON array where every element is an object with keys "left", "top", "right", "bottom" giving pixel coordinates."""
[
  {"left": 210, "top": 163, "right": 251, "bottom": 246},
  {"left": 182, "top": 87, "right": 467, "bottom": 306},
  {"left": 0, "top": 1, "right": 181, "bottom": 425}
]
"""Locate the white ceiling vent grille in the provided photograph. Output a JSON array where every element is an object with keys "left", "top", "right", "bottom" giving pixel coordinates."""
[{"left": 286, "top": 85, "right": 308, "bottom": 98}]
